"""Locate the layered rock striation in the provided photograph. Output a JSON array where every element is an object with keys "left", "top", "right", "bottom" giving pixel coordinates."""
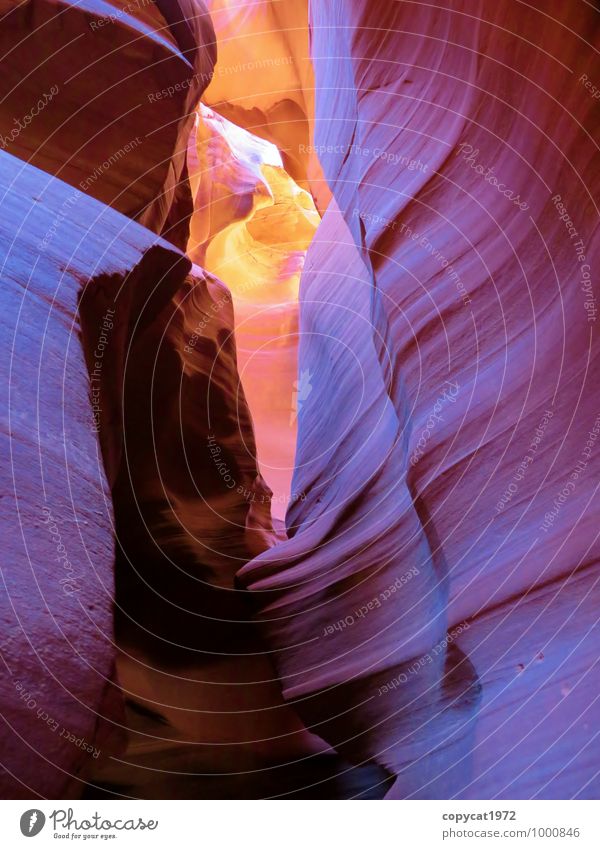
[{"left": 239, "top": 0, "right": 600, "bottom": 798}]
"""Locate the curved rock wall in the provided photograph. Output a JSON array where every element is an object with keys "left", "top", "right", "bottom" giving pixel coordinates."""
[
  {"left": 0, "top": 0, "right": 215, "bottom": 246},
  {"left": 239, "top": 0, "right": 600, "bottom": 798},
  {"left": 0, "top": 0, "right": 288, "bottom": 797},
  {"left": 1, "top": 0, "right": 599, "bottom": 801}
]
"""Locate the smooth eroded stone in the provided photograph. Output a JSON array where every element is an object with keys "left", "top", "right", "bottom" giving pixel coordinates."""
[
  {"left": 0, "top": 148, "right": 193, "bottom": 797},
  {"left": 0, "top": 0, "right": 215, "bottom": 244},
  {"left": 187, "top": 103, "right": 320, "bottom": 514},
  {"left": 239, "top": 0, "right": 600, "bottom": 798},
  {"left": 202, "top": 0, "right": 331, "bottom": 211}
]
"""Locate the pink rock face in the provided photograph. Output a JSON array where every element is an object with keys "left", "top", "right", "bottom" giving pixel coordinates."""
[
  {"left": 202, "top": 0, "right": 331, "bottom": 212},
  {"left": 0, "top": 141, "right": 308, "bottom": 798},
  {"left": 0, "top": 149, "right": 188, "bottom": 797},
  {"left": 0, "top": 0, "right": 329, "bottom": 798},
  {"left": 239, "top": 0, "right": 600, "bottom": 797},
  {"left": 0, "top": 0, "right": 215, "bottom": 246},
  {"left": 187, "top": 104, "right": 320, "bottom": 516}
]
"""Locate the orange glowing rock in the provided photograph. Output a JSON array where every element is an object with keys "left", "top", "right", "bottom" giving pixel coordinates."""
[{"left": 188, "top": 104, "right": 320, "bottom": 515}]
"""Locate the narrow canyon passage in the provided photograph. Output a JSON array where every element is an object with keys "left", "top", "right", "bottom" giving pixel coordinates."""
[{"left": 84, "top": 3, "right": 386, "bottom": 799}]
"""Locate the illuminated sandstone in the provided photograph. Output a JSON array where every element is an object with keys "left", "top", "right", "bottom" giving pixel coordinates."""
[
  {"left": 239, "top": 0, "right": 600, "bottom": 799},
  {"left": 0, "top": 0, "right": 215, "bottom": 245},
  {"left": 202, "top": 0, "right": 331, "bottom": 212}
]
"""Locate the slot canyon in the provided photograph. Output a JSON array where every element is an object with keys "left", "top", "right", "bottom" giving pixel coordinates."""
[{"left": 0, "top": 0, "right": 599, "bottom": 802}]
